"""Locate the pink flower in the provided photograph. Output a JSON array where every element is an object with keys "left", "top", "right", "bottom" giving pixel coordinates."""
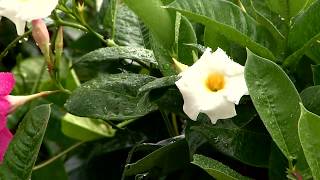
[
  {"left": 0, "top": 72, "right": 15, "bottom": 162},
  {"left": 0, "top": 72, "right": 56, "bottom": 162}
]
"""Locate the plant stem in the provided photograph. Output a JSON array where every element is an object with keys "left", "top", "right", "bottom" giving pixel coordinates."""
[
  {"left": 117, "top": 119, "right": 136, "bottom": 128},
  {"left": 171, "top": 113, "right": 179, "bottom": 135},
  {"left": 0, "top": 30, "right": 32, "bottom": 62},
  {"left": 31, "top": 61, "right": 47, "bottom": 94},
  {"left": 32, "top": 141, "right": 85, "bottom": 171},
  {"left": 161, "top": 110, "right": 176, "bottom": 137}
]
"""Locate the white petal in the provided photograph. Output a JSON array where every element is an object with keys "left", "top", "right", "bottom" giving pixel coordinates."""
[
  {"left": 176, "top": 78, "right": 202, "bottom": 120},
  {"left": 0, "top": 9, "right": 26, "bottom": 35},
  {"left": 211, "top": 48, "right": 244, "bottom": 76},
  {"left": 202, "top": 97, "right": 236, "bottom": 124},
  {"left": 0, "top": 0, "right": 58, "bottom": 35},
  {"left": 223, "top": 74, "right": 248, "bottom": 104}
]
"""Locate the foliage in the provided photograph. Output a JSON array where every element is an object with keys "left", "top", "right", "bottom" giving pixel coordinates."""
[{"left": 1, "top": 0, "right": 320, "bottom": 179}]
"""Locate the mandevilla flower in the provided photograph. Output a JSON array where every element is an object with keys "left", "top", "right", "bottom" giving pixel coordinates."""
[
  {"left": 0, "top": 73, "right": 15, "bottom": 162},
  {"left": 0, "top": 0, "right": 58, "bottom": 35},
  {"left": 0, "top": 72, "right": 55, "bottom": 161},
  {"left": 175, "top": 48, "right": 248, "bottom": 124}
]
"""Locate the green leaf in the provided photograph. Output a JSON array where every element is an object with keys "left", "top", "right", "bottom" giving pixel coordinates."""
[
  {"left": 312, "top": 65, "right": 320, "bottom": 85},
  {"left": 287, "top": 1, "right": 320, "bottom": 65},
  {"left": 166, "top": 0, "right": 276, "bottom": 60},
  {"left": 61, "top": 113, "right": 116, "bottom": 141},
  {"left": 301, "top": 85, "right": 320, "bottom": 115},
  {"left": 124, "top": 139, "right": 189, "bottom": 176},
  {"left": 298, "top": 104, "right": 320, "bottom": 179},
  {"left": 0, "top": 104, "right": 51, "bottom": 179},
  {"left": 240, "top": 0, "right": 285, "bottom": 57},
  {"left": 138, "top": 75, "right": 178, "bottom": 94},
  {"left": 149, "top": 33, "right": 177, "bottom": 76},
  {"left": 267, "top": 0, "right": 308, "bottom": 18},
  {"left": 32, "top": 160, "right": 68, "bottom": 180},
  {"left": 192, "top": 154, "right": 250, "bottom": 180},
  {"left": 244, "top": 50, "right": 304, "bottom": 164},
  {"left": 124, "top": 0, "right": 174, "bottom": 49},
  {"left": 65, "top": 73, "right": 157, "bottom": 121},
  {"left": 114, "top": 4, "right": 146, "bottom": 47},
  {"left": 190, "top": 113, "right": 270, "bottom": 167},
  {"left": 74, "top": 46, "right": 158, "bottom": 67},
  {"left": 176, "top": 16, "right": 198, "bottom": 65},
  {"left": 268, "top": 142, "right": 288, "bottom": 180},
  {"left": 204, "top": 27, "right": 247, "bottom": 65}
]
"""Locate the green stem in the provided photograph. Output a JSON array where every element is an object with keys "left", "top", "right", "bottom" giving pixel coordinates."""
[
  {"left": 160, "top": 111, "right": 176, "bottom": 137},
  {"left": 33, "top": 141, "right": 85, "bottom": 171},
  {"left": 171, "top": 113, "right": 179, "bottom": 136},
  {"left": 0, "top": 30, "right": 32, "bottom": 62},
  {"left": 117, "top": 119, "right": 136, "bottom": 128},
  {"left": 111, "top": 0, "right": 118, "bottom": 40},
  {"left": 31, "top": 61, "right": 47, "bottom": 94}
]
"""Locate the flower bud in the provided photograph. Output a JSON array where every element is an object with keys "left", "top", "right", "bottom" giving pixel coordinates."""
[
  {"left": 55, "top": 27, "right": 64, "bottom": 61},
  {"left": 6, "top": 91, "right": 57, "bottom": 114},
  {"left": 172, "top": 58, "right": 188, "bottom": 73},
  {"left": 32, "top": 19, "right": 50, "bottom": 57}
]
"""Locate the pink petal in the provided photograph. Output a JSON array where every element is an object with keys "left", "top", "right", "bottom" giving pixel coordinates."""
[
  {"left": 0, "top": 125, "right": 13, "bottom": 162},
  {"left": 0, "top": 97, "right": 10, "bottom": 118},
  {"left": 0, "top": 72, "right": 15, "bottom": 96}
]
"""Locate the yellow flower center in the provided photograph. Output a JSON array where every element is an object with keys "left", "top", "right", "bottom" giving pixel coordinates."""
[{"left": 206, "top": 73, "right": 225, "bottom": 92}]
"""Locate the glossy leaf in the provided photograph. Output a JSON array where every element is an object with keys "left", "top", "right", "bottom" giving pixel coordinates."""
[
  {"left": 287, "top": 1, "right": 320, "bottom": 65},
  {"left": 312, "top": 65, "right": 320, "bottom": 85},
  {"left": 138, "top": 75, "right": 178, "bottom": 94},
  {"left": 124, "top": 0, "right": 174, "bottom": 49},
  {"left": 74, "top": 46, "right": 158, "bottom": 67},
  {"left": 65, "top": 73, "right": 157, "bottom": 121},
  {"left": 267, "top": 0, "right": 308, "bottom": 18},
  {"left": 245, "top": 50, "right": 303, "bottom": 162},
  {"left": 61, "top": 113, "right": 116, "bottom": 141},
  {"left": 149, "top": 33, "right": 177, "bottom": 76},
  {"left": 166, "top": 0, "right": 276, "bottom": 60},
  {"left": 192, "top": 154, "right": 250, "bottom": 180},
  {"left": 298, "top": 104, "right": 320, "bottom": 179},
  {"left": 176, "top": 16, "right": 198, "bottom": 65},
  {"left": 114, "top": 4, "right": 146, "bottom": 47},
  {"left": 190, "top": 114, "right": 270, "bottom": 167},
  {"left": 124, "top": 139, "right": 189, "bottom": 176},
  {"left": 0, "top": 105, "right": 51, "bottom": 179},
  {"left": 301, "top": 85, "right": 320, "bottom": 115}
]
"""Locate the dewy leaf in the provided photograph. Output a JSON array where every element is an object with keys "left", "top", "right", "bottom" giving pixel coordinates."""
[
  {"left": 267, "top": 0, "right": 308, "bottom": 18},
  {"left": 149, "top": 33, "right": 177, "bottom": 76},
  {"left": 298, "top": 103, "right": 320, "bottom": 179},
  {"left": 61, "top": 113, "right": 116, "bottom": 141},
  {"left": 190, "top": 113, "right": 270, "bottom": 167},
  {"left": 0, "top": 104, "right": 51, "bottom": 179},
  {"left": 65, "top": 73, "right": 158, "bottom": 121},
  {"left": 138, "top": 75, "right": 179, "bottom": 94},
  {"left": 300, "top": 85, "right": 320, "bottom": 115},
  {"left": 312, "top": 65, "right": 320, "bottom": 85},
  {"left": 245, "top": 50, "right": 305, "bottom": 164},
  {"left": 166, "top": 0, "right": 276, "bottom": 60},
  {"left": 124, "top": 0, "right": 174, "bottom": 49},
  {"left": 287, "top": 1, "right": 320, "bottom": 65},
  {"left": 124, "top": 139, "right": 189, "bottom": 176},
  {"left": 74, "top": 46, "right": 158, "bottom": 67},
  {"left": 192, "top": 154, "right": 250, "bottom": 180},
  {"left": 114, "top": 4, "right": 146, "bottom": 47}
]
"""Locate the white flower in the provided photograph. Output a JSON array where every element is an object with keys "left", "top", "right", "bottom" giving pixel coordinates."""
[
  {"left": 175, "top": 48, "right": 248, "bottom": 124},
  {"left": 0, "top": 0, "right": 58, "bottom": 35}
]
